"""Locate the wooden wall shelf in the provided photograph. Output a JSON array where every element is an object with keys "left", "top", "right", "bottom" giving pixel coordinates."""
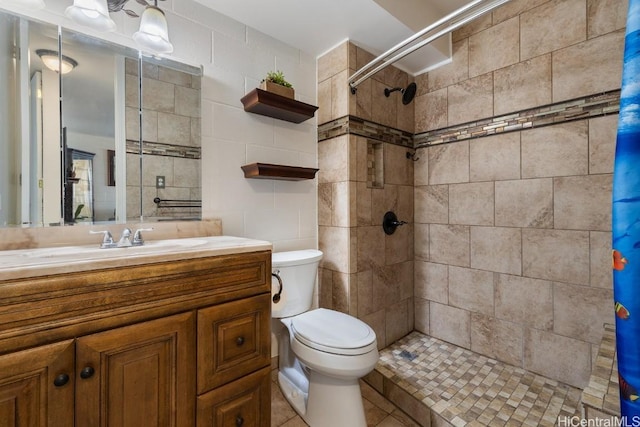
[
  {"left": 241, "top": 163, "right": 319, "bottom": 181},
  {"left": 240, "top": 89, "right": 318, "bottom": 123}
]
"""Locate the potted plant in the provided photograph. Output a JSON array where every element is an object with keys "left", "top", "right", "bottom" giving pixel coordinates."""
[{"left": 260, "top": 70, "right": 294, "bottom": 99}]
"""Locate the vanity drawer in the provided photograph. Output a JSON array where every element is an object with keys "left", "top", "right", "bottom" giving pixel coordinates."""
[{"left": 197, "top": 294, "right": 270, "bottom": 394}]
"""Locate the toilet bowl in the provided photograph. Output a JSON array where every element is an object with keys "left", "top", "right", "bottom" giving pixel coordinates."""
[{"left": 272, "top": 250, "right": 379, "bottom": 427}]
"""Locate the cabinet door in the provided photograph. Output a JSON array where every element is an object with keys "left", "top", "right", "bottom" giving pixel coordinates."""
[
  {"left": 0, "top": 340, "right": 74, "bottom": 427},
  {"left": 198, "top": 294, "right": 270, "bottom": 393},
  {"left": 196, "top": 366, "right": 270, "bottom": 427},
  {"left": 75, "top": 312, "right": 195, "bottom": 427}
]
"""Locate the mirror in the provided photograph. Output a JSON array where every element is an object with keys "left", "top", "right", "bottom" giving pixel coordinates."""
[{"left": 0, "top": 9, "right": 201, "bottom": 228}]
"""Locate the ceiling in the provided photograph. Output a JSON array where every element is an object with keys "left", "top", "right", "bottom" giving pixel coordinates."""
[{"left": 194, "top": 0, "right": 475, "bottom": 76}]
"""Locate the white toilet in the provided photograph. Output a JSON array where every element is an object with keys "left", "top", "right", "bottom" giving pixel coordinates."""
[{"left": 272, "top": 249, "right": 378, "bottom": 427}]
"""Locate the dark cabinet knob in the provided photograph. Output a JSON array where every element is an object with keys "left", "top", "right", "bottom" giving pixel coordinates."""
[
  {"left": 80, "top": 366, "right": 95, "bottom": 379},
  {"left": 235, "top": 416, "right": 244, "bottom": 426},
  {"left": 53, "top": 373, "right": 70, "bottom": 387},
  {"left": 236, "top": 336, "right": 245, "bottom": 346}
]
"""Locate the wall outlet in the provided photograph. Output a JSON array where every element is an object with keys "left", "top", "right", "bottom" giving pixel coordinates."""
[{"left": 156, "top": 176, "right": 165, "bottom": 189}]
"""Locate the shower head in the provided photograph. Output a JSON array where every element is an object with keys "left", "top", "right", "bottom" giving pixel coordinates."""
[{"left": 384, "top": 82, "right": 417, "bottom": 105}]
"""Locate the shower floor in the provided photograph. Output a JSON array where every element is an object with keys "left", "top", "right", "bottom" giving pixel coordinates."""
[{"left": 371, "top": 331, "right": 582, "bottom": 426}]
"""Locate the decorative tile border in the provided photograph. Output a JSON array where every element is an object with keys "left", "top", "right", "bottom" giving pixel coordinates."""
[
  {"left": 126, "top": 140, "right": 201, "bottom": 159},
  {"left": 318, "top": 115, "right": 413, "bottom": 147},
  {"left": 414, "top": 90, "right": 621, "bottom": 148}
]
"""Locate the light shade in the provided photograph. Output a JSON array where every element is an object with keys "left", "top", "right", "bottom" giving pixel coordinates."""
[
  {"left": 65, "top": 0, "right": 116, "bottom": 32},
  {"left": 133, "top": 5, "right": 173, "bottom": 55},
  {"left": 36, "top": 49, "right": 78, "bottom": 74},
  {"left": 0, "top": 0, "right": 46, "bottom": 9}
]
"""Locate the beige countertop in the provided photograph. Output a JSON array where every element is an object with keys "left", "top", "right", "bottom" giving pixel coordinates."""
[{"left": 0, "top": 236, "right": 272, "bottom": 281}]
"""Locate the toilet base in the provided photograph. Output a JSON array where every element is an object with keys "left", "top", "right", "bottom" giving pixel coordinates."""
[{"left": 302, "top": 370, "right": 367, "bottom": 427}]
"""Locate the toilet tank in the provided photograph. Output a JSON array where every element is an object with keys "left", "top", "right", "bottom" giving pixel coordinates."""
[{"left": 271, "top": 249, "right": 323, "bottom": 318}]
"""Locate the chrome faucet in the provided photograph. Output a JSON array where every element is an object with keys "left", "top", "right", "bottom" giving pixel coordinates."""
[
  {"left": 132, "top": 228, "right": 153, "bottom": 246},
  {"left": 91, "top": 227, "right": 153, "bottom": 248},
  {"left": 117, "top": 228, "right": 132, "bottom": 247},
  {"left": 89, "top": 230, "right": 117, "bottom": 249}
]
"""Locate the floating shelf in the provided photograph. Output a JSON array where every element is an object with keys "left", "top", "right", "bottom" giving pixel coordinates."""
[
  {"left": 241, "top": 163, "right": 319, "bottom": 181},
  {"left": 240, "top": 88, "right": 318, "bottom": 123}
]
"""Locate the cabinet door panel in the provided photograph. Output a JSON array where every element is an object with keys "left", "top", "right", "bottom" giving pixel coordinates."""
[
  {"left": 196, "top": 366, "right": 270, "bottom": 427},
  {"left": 0, "top": 340, "right": 74, "bottom": 427},
  {"left": 198, "top": 294, "right": 270, "bottom": 393},
  {"left": 75, "top": 312, "right": 195, "bottom": 427}
]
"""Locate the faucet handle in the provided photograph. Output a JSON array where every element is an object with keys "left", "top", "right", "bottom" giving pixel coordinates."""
[
  {"left": 90, "top": 230, "right": 115, "bottom": 249},
  {"left": 132, "top": 228, "right": 153, "bottom": 246},
  {"left": 117, "top": 228, "right": 132, "bottom": 247}
]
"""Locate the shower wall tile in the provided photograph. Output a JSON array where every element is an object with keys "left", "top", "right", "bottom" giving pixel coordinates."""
[
  {"left": 469, "top": 16, "right": 519, "bottom": 78},
  {"left": 317, "top": 78, "right": 332, "bottom": 125},
  {"left": 448, "top": 266, "right": 494, "bottom": 316},
  {"left": 495, "top": 274, "right": 553, "bottom": 330},
  {"left": 158, "top": 112, "right": 191, "bottom": 145},
  {"left": 554, "top": 175, "right": 612, "bottom": 231},
  {"left": 415, "top": 87, "right": 447, "bottom": 133},
  {"left": 385, "top": 144, "right": 413, "bottom": 186},
  {"left": 470, "top": 313, "right": 523, "bottom": 367},
  {"left": 524, "top": 328, "right": 591, "bottom": 388},
  {"left": 331, "top": 181, "right": 354, "bottom": 227},
  {"left": 495, "top": 178, "right": 553, "bottom": 228},
  {"left": 318, "top": 40, "right": 348, "bottom": 83},
  {"left": 357, "top": 225, "right": 385, "bottom": 271},
  {"left": 356, "top": 182, "right": 372, "bottom": 226},
  {"left": 471, "top": 226, "right": 522, "bottom": 275},
  {"left": 414, "top": 223, "right": 430, "bottom": 261},
  {"left": 428, "top": 141, "right": 469, "bottom": 185},
  {"left": 362, "top": 309, "right": 386, "bottom": 350},
  {"left": 522, "top": 229, "right": 590, "bottom": 284},
  {"left": 449, "top": 182, "right": 494, "bottom": 226},
  {"left": 318, "top": 135, "right": 350, "bottom": 183},
  {"left": 589, "top": 115, "right": 618, "bottom": 174},
  {"left": 587, "top": 0, "right": 628, "bottom": 39},
  {"left": 357, "top": 270, "right": 374, "bottom": 317},
  {"left": 590, "top": 231, "right": 612, "bottom": 289},
  {"left": 492, "top": 0, "right": 549, "bottom": 24},
  {"left": 372, "top": 80, "right": 397, "bottom": 129},
  {"left": 385, "top": 224, "right": 412, "bottom": 265},
  {"left": 430, "top": 302, "right": 471, "bottom": 349},
  {"left": 397, "top": 185, "right": 414, "bottom": 224},
  {"left": 428, "top": 39, "right": 469, "bottom": 92},
  {"left": 430, "top": 224, "right": 470, "bottom": 267},
  {"left": 414, "top": 298, "right": 430, "bottom": 333},
  {"left": 331, "top": 271, "right": 350, "bottom": 314},
  {"left": 331, "top": 69, "right": 351, "bottom": 120},
  {"left": 415, "top": 260, "right": 448, "bottom": 304},
  {"left": 413, "top": 148, "right": 429, "bottom": 186},
  {"left": 319, "top": 226, "right": 351, "bottom": 274},
  {"left": 520, "top": 0, "right": 587, "bottom": 61},
  {"left": 452, "top": 12, "right": 492, "bottom": 42},
  {"left": 494, "top": 54, "right": 552, "bottom": 116},
  {"left": 552, "top": 30, "right": 625, "bottom": 102},
  {"left": 553, "top": 282, "right": 613, "bottom": 344},
  {"left": 318, "top": 183, "right": 332, "bottom": 227},
  {"left": 355, "top": 78, "right": 373, "bottom": 121},
  {"left": 447, "top": 73, "right": 494, "bottom": 126},
  {"left": 415, "top": 185, "right": 448, "bottom": 224},
  {"left": 521, "top": 121, "right": 589, "bottom": 178},
  {"left": 386, "top": 299, "right": 413, "bottom": 344},
  {"left": 469, "top": 132, "right": 521, "bottom": 182}
]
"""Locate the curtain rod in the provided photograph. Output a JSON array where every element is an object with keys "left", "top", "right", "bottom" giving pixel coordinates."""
[{"left": 348, "top": 0, "right": 512, "bottom": 93}]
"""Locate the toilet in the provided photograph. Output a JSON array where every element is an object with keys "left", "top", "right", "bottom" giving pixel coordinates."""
[{"left": 272, "top": 249, "right": 378, "bottom": 427}]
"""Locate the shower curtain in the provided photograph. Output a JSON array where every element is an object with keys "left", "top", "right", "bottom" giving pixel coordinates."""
[{"left": 613, "top": 0, "right": 640, "bottom": 423}]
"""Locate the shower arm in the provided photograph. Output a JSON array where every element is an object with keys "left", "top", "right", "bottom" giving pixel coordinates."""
[{"left": 348, "top": 0, "right": 512, "bottom": 93}]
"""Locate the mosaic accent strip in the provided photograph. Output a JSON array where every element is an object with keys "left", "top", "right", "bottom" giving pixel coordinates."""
[
  {"left": 582, "top": 323, "right": 620, "bottom": 416},
  {"left": 376, "top": 331, "right": 582, "bottom": 427},
  {"left": 318, "top": 115, "right": 413, "bottom": 147},
  {"left": 414, "top": 90, "right": 621, "bottom": 148},
  {"left": 126, "top": 140, "right": 201, "bottom": 159}
]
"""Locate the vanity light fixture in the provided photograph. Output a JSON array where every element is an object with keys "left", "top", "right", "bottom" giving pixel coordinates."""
[
  {"left": 133, "top": 0, "right": 173, "bottom": 55},
  {"left": 65, "top": 0, "right": 116, "bottom": 32},
  {"left": 0, "top": 0, "right": 46, "bottom": 9},
  {"left": 36, "top": 49, "right": 78, "bottom": 74}
]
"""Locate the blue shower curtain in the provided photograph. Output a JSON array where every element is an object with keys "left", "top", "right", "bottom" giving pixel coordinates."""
[{"left": 614, "top": 0, "right": 640, "bottom": 423}]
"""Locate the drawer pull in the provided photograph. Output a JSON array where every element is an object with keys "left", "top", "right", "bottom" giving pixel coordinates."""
[
  {"left": 80, "top": 366, "right": 95, "bottom": 379},
  {"left": 235, "top": 416, "right": 244, "bottom": 426},
  {"left": 236, "top": 336, "right": 245, "bottom": 346},
  {"left": 53, "top": 373, "right": 70, "bottom": 387}
]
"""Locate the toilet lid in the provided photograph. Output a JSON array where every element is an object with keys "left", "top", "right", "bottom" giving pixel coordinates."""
[{"left": 290, "top": 308, "right": 377, "bottom": 356}]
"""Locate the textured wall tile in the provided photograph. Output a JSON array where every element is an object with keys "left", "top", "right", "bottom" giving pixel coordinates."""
[
  {"left": 469, "top": 132, "right": 521, "bottom": 182},
  {"left": 430, "top": 302, "right": 471, "bottom": 348},
  {"left": 469, "top": 17, "right": 519, "bottom": 78},
  {"left": 589, "top": 114, "right": 618, "bottom": 174},
  {"left": 554, "top": 175, "right": 612, "bottom": 231},
  {"left": 318, "top": 41, "right": 348, "bottom": 82},
  {"left": 318, "top": 135, "right": 349, "bottom": 183},
  {"left": 492, "top": 0, "right": 550, "bottom": 24},
  {"left": 331, "top": 271, "right": 350, "bottom": 314},
  {"left": 430, "top": 224, "right": 470, "bottom": 267},
  {"left": 319, "top": 226, "right": 351, "bottom": 274},
  {"left": 453, "top": 13, "right": 492, "bottom": 42},
  {"left": 553, "top": 282, "right": 613, "bottom": 344},
  {"left": 429, "top": 39, "right": 469, "bottom": 92},
  {"left": 385, "top": 143, "right": 413, "bottom": 186},
  {"left": 331, "top": 181, "right": 352, "bottom": 227},
  {"left": 362, "top": 309, "right": 386, "bottom": 349},
  {"left": 415, "top": 185, "right": 449, "bottom": 224},
  {"left": 587, "top": 0, "right": 628, "bottom": 39},
  {"left": 414, "top": 261, "right": 448, "bottom": 304},
  {"left": 357, "top": 270, "right": 374, "bottom": 316},
  {"left": 396, "top": 90, "right": 415, "bottom": 134},
  {"left": 520, "top": 0, "right": 587, "bottom": 60},
  {"left": 471, "top": 226, "right": 522, "bottom": 275},
  {"left": 590, "top": 231, "right": 612, "bottom": 289},
  {"left": 414, "top": 147, "right": 429, "bottom": 186},
  {"left": 386, "top": 300, "right": 412, "bottom": 344},
  {"left": 553, "top": 30, "right": 624, "bottom": 102},
  {"left": 449, "top": 266, "right": 494, "bottom": 315},
  {"left": 415, "top": 298, "right": 430, "bottom": 333},
  {"left": 471, "top": 313, "right": 523, "bottom": 367},
  {"left": 331, "top": 69, "right": 350, "bottom": 120},
  {"left": 522, "top": 229, "right": 590, "bottom": 284},
  {"left": 356, "top": 182, "right": 372, "bottom": 226},
  {"left": 175, "top": 86, "right": 200, "bottom": 118},
  {"left": 385, "top": 224, "right": 411, "bottom": 265},
  {"left": 397, "top": 185, "right": 414, "bottom": 224},
  {"left": 372, "top": 79, "right": 397, "bottom": 129},
  {"left": 142, "top": 77, "right": 175, "bottom": 112},
  {"left": 521, "top": 121, "right": 589, "bottom": 178},
  {"left": 429, "top": 141, "right": 470, "bottom": 185},
  {"left": 317, "top": 78, "right": 332, "bottom": 125},
  {"left": 355, "top": 78, "right": 372, "bottom": 121},
  {"left": 524, "top": 328, "right": 591, "bottom": 388},
  {"left": 494, "top": 54, "right": 552, "bottom": 116},
  {"left": 414, "top": 223, "right": 430, "bottom": 261},
  {"left": 318, "top": 267, "right": 333, "bottom": 309},
  {"left": 357, "top": 226, "right": 385, "bottom": 272},
  {"left": 495, "top": 274, "right": 553, "bottom": 330},
  {"left": 448, "top": 73, "right": 494, "bottom": 126},
  {"left": 355, "top": 136, "right": 368, "bottom": 183},
  {"left": 449, "top": 182, "right": 495, "bottom": 226},
  {"left": 415, "top": 87, "right": 447, "bottom": 133},
  {"left": 495, "top": 178, "right": 553, "bottom": 228}
]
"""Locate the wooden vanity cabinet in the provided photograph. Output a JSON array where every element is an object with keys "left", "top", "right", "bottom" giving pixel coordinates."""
[{"left": 0, "top": 250, "right": 271, "bottom": 427}]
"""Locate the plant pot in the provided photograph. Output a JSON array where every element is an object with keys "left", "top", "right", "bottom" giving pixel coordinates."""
[{"left": 260, "top": 80, "right": 294, "bottom": 99}]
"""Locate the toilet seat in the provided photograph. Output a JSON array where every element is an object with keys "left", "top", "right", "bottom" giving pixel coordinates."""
[{"left": 290, "top": 308, "right": 377, "bottom": 356}]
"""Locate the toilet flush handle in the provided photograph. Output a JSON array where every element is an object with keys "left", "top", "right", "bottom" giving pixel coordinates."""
[{"left": 272, "top": 270, "right": 283, "bottom": 303}]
